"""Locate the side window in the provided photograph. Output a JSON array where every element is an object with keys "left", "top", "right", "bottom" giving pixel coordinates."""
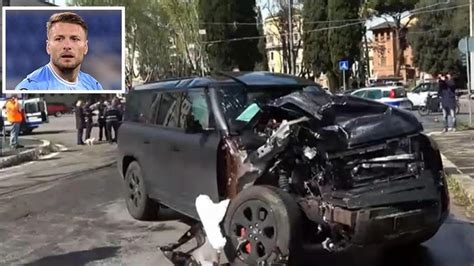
[
  {"left": 353, "top": 90, "right": 367, "bottom": 98},
  {"left": 155, "top": 92, "right": 182, "bottom": 128},
  {"left": 367, "top": 89, "right": 382, "bottom": 99},
  {"left": 182, "top": 89, "right": 212, "bottom": 131},
  {"left": 412, "top": 85, "right": 421, "bottom": 93},
  {"left": 420, "top": 84, "right": 430, "bottom": 92},
  {"left": 125, "top": 91, "right": 154, "bottom": 123}
]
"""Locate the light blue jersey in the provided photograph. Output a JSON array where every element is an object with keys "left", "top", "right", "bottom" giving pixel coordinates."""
[{"left": 15, "top": 63, "right": 103, "bottom": 91}]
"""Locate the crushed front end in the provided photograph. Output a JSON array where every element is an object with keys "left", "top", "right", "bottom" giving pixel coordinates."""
[{"left": 221, "top": 90, "right": 449, "bottom": 250}]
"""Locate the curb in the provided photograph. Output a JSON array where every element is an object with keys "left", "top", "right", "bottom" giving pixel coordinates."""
[
  {"left": 440, "top": 154, "right": 474, "bottom": 208},
  {"left": 0, "top": 139, "right": 57, "bottom": 169},
  {"left": 427, "top": 132, "right": 474, "bottom": 209}
]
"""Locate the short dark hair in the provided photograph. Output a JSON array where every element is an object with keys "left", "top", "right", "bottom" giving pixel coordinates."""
[{"left": 47, "top": 12, "right": 88, "bottom": 37}]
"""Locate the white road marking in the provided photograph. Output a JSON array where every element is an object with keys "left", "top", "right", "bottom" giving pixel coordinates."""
[
  {"left": 55, "top": 143, "right": 68, "bottom": 152},
  {"left": 39, "top": 152, "right": 60, "bottom": 160}
]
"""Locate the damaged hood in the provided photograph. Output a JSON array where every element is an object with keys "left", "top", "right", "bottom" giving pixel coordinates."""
[{"left": 266, "top": 91, "right": 423, "bottom": 147}]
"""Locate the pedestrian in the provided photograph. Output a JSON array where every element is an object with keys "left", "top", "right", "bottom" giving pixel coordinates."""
[
  {"left": 83, "top": 101, "right": 94, "bottom": 140},
  {"left": 5, "top": 95, "right": 24, "bottom": 149},
  {"left": 105, "top": 98, "right": 122, "bottom": 144},
  {"left": 75, "top": 100, "right": 85, "bottom": 145},
  {"left": 438, "top": 73, "right": 457, "bottom": 132},
  {"left": 96, "top": 99, "right": 108, "bottom": 141}
]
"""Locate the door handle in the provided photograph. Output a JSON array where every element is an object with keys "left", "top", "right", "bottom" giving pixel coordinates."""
[{"left": 143, "top": 140, "right": 150, "bottom": 144}]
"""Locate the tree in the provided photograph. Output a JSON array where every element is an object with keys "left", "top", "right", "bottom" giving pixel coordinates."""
[
  {"left": 369, "top": 0, "right": 418, "bottom": 77},
  {"left": 261, "top": 0, "right": 304, "bottom": 75},
  {"left": 302, "top": 0, "right": 330, "bottom": 78},
  {"left": 72, "top": 0, "right": 174, "bottom": 85},
  {"left": 198, "top": 0, "right": 261, "bottom": 71},
  {"left": 161, "top": 0, "right": 202, "bottom": 76},
  {"left": 255, "top": 6, "right": 269, "bottom": 71},
  {"left": 302, "top": 0, "right": 362, "bottom": 90},
  {"left": 409, "top": 0, "right": 469, "bottom": 81}
]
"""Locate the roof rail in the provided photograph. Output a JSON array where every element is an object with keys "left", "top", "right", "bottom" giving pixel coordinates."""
[
  {"left": 214, "top": 71, "right": 248, "bottom": 87},
  {"left": 143, "top": 75, "right": 199, "bottom": 85}
]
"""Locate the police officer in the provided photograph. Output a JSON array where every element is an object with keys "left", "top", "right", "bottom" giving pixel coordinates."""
[
  {"left": 105, "top": 98, "right": 122, "bottom": 144},
  {"left": 84, "top": 101, "right": 94, "bottom": 140}
]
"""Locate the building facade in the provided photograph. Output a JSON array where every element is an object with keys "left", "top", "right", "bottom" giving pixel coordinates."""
[
  {"left": 264, "top": 15, "right": 303, "bottom": 75},
  {"left": 370, "top": 20, "right": 417, "bottom": 83}
]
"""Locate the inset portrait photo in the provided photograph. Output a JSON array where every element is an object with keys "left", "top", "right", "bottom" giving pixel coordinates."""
[{"left": 2, "top": 7, "right": 125, "bottom": 94}]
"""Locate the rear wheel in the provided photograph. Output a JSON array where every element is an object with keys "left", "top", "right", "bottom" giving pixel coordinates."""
[
  {"left": 124, "top": 161, "right": 159, "bottom": 220},
  {"left": 54, "top": 111, "right": 62, "bottom": 117},
  {"left": 418, "top": 106, "right": 430, "bottom": 116},
  {"left": 223, "top": 186, "right": 302, "bottom": 265}
]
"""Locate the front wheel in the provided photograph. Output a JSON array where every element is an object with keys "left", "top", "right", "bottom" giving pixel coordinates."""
[
  {"left": 418, "top": 106, "right": 430, "bottom": 116},
  {"left": 124, "top": 161, "right": 159, "bottom": 220},
  {"left": 223, "top": 186, "right": 302, "bottom": 265}
]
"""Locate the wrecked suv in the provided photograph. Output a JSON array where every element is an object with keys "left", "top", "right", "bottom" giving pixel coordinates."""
[{"left": 118, "top": 72, "right": 449, "bottom": 265}]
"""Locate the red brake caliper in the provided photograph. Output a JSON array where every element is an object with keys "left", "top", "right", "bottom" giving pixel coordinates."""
[{"left": 240, "top": 228, "right": 252, "bottom": 253}]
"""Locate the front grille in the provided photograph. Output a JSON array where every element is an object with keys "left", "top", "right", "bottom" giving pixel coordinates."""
[{"left": 327, "top": 135, "right": 422, "bottom": 189}]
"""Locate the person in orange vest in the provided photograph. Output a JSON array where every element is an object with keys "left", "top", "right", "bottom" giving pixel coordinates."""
[{"left": 5, "top": 95, "right": 24, "bottom": 149}]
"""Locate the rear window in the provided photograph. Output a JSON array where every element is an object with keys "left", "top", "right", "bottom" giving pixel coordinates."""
[{"left": 382, "top": 88, "right": 406, "bottom": 98}]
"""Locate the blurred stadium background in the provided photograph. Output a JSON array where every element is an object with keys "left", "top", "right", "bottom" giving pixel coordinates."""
[{"left": 5, "top": 9, "right": 123, "bottom": 91}]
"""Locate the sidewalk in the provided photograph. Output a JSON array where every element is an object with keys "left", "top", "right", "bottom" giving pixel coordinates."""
[
  {"left": 429, "top": 129, "right": 474, "bottom": 209},
  {"left": 0, "top": 137, "right": 55, "bottom": 169},
  {"left": 0, "top": 141, "right": 117, "bottom": 198}
]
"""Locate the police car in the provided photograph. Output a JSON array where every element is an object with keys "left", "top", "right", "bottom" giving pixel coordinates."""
[
  {"left": 0, "top": 97, "right": 49, "bottom": 134},
  {"left": 350, "top": 86, "right": 413, "bottom": 110}
]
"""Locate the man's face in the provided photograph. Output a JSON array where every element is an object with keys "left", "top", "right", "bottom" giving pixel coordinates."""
[{"left": 47, "top": 22, "right": 88, "bottom": 71}]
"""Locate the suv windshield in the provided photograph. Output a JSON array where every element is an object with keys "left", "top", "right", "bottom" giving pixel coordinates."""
[{"left": 216, "top": 84, "right": 325, "bottom": 132}]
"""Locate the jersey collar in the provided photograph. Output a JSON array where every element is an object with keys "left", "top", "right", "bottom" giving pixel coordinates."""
[{"left": 47, "top": 63, "right": 79, "bottom": 86}]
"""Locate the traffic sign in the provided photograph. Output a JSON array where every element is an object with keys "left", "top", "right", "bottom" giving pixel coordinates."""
[
  {"left": 339, "top": 60, "right": 349, "bottom": 71},
  {"left": 458, "top": 37, "right": 474, "bottom": 53}
]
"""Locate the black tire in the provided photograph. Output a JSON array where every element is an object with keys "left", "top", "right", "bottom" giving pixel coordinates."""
[
  {"left": 223, "top": 186, "right": 302, "bottom": 265},
  {"left": 55, "top": 111, "right": 62, "bottom": 117},
  {"left": 418, "top": 106, "right": 430, "bottom": 116},
  {"left": 124, "top": 161, "right": 159, "bottom": 220},
  {"left": 407, "top": 101, "right": 414, "bottom": 111},
  {"left": 21, "top": 128, "right": 33, "bottom": 135}
]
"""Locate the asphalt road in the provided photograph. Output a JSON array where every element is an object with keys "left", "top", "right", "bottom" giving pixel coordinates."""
[{"left": 0, "top": 114, "right": 473, "bottom": 266}]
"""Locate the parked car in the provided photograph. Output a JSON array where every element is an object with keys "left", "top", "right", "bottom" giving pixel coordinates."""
[
  {"left": 350, "top": 86, "right": 413, "bottom": 109},
  {"left": 47, "top": 102, "right": 71, "bottom": 117},
  {"left": 407, "top": 82, "right": 439, "bottom": 107},
  {"left": 1, "top": 97, "right": 49, "bottom": 135},
  {"left": 118, "top": 72, "right": 449, "bottom": 265}
]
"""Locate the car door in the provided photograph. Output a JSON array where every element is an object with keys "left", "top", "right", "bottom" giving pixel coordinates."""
[
  {"left": 407, "top": 84, "right": 423, "bottom": 106},
  {"left": 149, "top": 88, "right": 221, "bottom": 219},
  {"left": 145, "top": 91, "right": 187, "bottom": 207},
  {"left": 171, "top": 88, "right": 221, "bottom": 219},
  {"left": 366, "top": 89, "right": 382, "bottom": 102}
]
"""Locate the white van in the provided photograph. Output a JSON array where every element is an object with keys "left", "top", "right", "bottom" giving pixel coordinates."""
[{"left": 0, "top": 97, "right": 49, "bottom": 134}]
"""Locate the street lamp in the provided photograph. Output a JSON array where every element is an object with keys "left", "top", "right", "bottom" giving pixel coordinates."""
[{"left": 199, "top": 29, "right": 207, "bottom": 77}]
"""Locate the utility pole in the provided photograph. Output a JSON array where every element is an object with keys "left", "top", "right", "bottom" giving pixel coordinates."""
[
  {"left": 469, "top": 0, "right": 473, "bottom": 126},
  {"left": 288, "top": 0, "right": 294, "bottom": 75},
  {"left": 470, "top": 0, "right": 473, "bottom": 92}
]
